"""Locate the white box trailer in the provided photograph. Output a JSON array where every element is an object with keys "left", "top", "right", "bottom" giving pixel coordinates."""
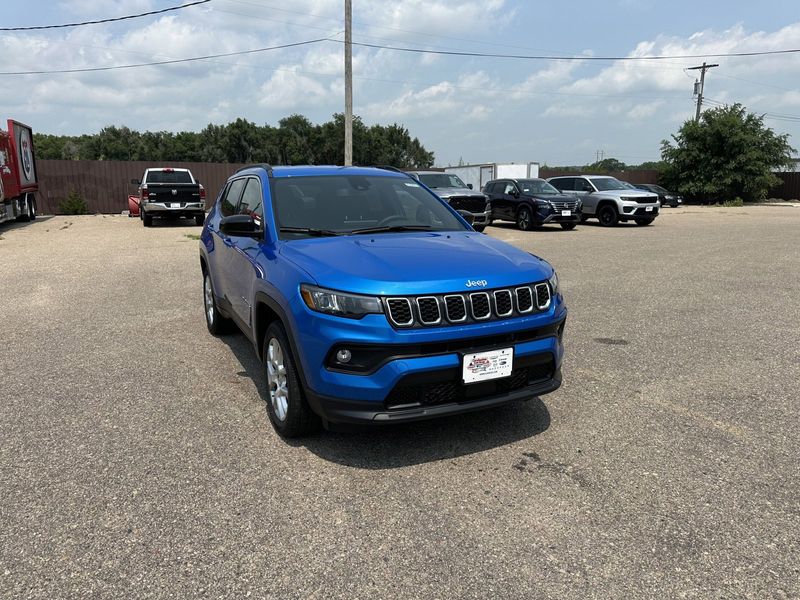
[{"left": 444, "top": 162, "right": 540, "bottom": 191}]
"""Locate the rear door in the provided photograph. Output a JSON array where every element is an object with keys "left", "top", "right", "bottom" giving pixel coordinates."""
[
  {"left": 226, "top": 177, "right": 266, "bottom": 327},
  {"left": 212, "top": 177, "right": 246, "bottom": 311}
]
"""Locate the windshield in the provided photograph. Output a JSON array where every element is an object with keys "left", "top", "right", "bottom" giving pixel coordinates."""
[
  {"left": 146, "top": 170, "right": 193, "bottom": 184},
  {"left": 517, "top": 179, "right": 559, "bottom": 195},
  {"left": 418, "top": 173, "right": 467, "bottom": 189},
  {"left": 649, "top": 184, "right": 668, "bottom": 193},
  {"left": 272, "top": 175, "right": 468, "bottom": 239},
  {"left": 619, "top": 181, "right": 638, "bottom": 189},
  {"left": 590, "top": 177, "right": 629, "bottom": 191}
]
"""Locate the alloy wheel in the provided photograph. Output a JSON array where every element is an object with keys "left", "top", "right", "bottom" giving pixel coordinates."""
[
  {"left": 204, "top": 275, "right": 215, "bottom": 325},
  {"left": 267, "top": 338, "right": 289, "bottom": 421}
]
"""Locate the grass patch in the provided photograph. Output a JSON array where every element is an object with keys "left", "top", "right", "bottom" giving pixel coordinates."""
[
  {"left": 722, "top": 197, "right": 744, "bottom": 207},
  {"left": 184, "top": 233, "right": 201, "bottom": 240}
]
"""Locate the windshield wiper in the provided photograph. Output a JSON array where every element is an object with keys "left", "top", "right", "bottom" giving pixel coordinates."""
[
  {"left": 350, "top": 225, "right": 433, "bottom": 235},
  {"left": 279, "top": 227, "right": 341, "bottom": 237}
]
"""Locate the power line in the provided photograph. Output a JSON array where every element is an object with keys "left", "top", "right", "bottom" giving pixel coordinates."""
[
  {"left": 0, "top": 0, "right": 211, "bottom": 32},
  {"left": 336, "top": 39, "right": 800, "bottom": 62},
  {"left": 0, "top": 38, "right": 328, "bottom": 75}
]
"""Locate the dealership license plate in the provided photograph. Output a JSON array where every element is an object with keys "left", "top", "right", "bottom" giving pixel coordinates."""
[
  {"left": 645, "top": 206, "right": 653, "bottom": 212},
  {"left": 170, "top": 203, "right": 180, "bottom": 208},
  {"left": 463, "top": 348, "right": 514, "bottom": 384},
  {"left": 561, "top": 210, "right": 571, "bottom": 216}
]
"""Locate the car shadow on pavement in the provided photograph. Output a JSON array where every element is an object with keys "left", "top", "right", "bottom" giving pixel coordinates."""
[{"left": 221, "top": 330, "right": 551, "bottom": 470}]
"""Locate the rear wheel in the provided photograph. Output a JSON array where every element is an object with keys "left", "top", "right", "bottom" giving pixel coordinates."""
[
  {"left": 203, "top": 271, "right": 232, "bottom": 335},
  {"left": 597, "top": 204, "right": 619, "bottom": 227},
  {"left": 195, "top": 214, "right": 205, "bottom": 226},
  {"left": 473, "top": 225, "right": 485, "bottom": 233},
  {"left": 28, "top": 197, "right": 36, "bottom": 220},
  {"left": 143, "top": 212, "right": 153, "bottom": 227},
  {"left": 263, "top": 322, "right": 319, "bottom": 438},
  {"left": 635, "top": 218, "right": 655, "bottom": 226},
  {"left": 560, "top": 222, "right": 577, "bottom": 231},
  {"left": 516, "top": 206, "right": 534, "bottom": 231}
]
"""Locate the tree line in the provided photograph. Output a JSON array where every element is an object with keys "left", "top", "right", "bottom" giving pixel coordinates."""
[{"left": 33, "top": 114, "right": 435, "bottom": 168}]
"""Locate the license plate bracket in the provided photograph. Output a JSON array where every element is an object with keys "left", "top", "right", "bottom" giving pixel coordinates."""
[{"left": 462, "top": 347, "right": 514, "bottom": 384}]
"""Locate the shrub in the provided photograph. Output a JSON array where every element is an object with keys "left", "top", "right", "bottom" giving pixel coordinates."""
[
  {"left": 723, "top": 197, "right": 744, "bottom": 207},
  {"left": 59, "top": 191, "right": 88, "bottom": 215}
]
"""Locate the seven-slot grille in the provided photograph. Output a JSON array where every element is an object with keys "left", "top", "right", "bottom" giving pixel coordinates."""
[{"left": 385, "top": 282, "right": 552, "bottom": 328}]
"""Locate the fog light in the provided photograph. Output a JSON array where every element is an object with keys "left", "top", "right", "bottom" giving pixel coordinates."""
[{"left": 336, "top": 348, "right": 352, "bottom": 364}]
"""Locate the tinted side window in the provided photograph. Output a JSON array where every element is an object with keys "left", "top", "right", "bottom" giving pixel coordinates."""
[
  {"left": 503, "top": 182, "right": 517, "bottom": 195},
  {"left": 238, "top": 178, "right": 264, "bottom": 224},
  {"left": 550, "top": 178, "right": 572, "bottom": 191},
  {"left": 220, "top": 178, "right": 246, "bottom": 218}
]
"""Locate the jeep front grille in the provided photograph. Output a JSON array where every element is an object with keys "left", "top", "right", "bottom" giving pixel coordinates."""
[{"left": 384, "top": 281, "right": 553, "bottom": 328}]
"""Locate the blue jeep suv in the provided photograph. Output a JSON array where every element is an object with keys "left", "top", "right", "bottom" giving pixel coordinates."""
[{"left": 200, "top": 165, "right": 567, "bottom": 437}]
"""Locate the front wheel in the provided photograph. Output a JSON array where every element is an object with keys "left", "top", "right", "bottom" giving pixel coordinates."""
[
  {"left": 516, "top": 206, "right": 534, "bottom": 231},
  {"left": 560, "top": 222, "right": 577, "bottom": 231},
  {"left": 263, "top": 322, "right": 320, "bottom": 438},
  {"left": 597, "top": 205, "right": 619, "bottom": 227},
  {"left": 635, "top": 218, "right": 655, "bottom": 226}
]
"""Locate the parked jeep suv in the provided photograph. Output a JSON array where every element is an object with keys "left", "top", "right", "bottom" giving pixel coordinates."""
[
  {"left": 483, "top": 178, "right": 581, "bottom": 230},
  {"left": 200, "top": 165, "right": 566, "bottom": 437},
  {"left": 547, "top": 175, "right": 660, "bottom": 226},
  {"left": 406, "top": 170, "right": 491, "bottom": 232}
]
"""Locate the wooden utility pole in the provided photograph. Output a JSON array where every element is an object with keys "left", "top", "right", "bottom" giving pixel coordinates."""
[
  {"left": 344, "top": 0, "right": 353, "bottom": 165},
  {"left": 688, "top": 62, "right": 719, "bottom": 122}
]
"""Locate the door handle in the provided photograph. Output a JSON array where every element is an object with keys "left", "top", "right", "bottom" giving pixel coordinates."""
[{"left": 222, "top": 237, "right": 234, "bottom": 247}]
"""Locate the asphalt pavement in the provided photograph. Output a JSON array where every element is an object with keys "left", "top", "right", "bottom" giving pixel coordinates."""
[{"left": 1, "top": 206, "right": 798, "bottom": 599}]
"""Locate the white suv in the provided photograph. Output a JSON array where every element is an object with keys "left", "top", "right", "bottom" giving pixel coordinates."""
[{"left": 547, "top": 175, "right": 660, "bottom": 226}]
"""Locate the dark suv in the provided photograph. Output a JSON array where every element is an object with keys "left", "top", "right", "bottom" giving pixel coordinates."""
[
  {"left": 483, "top": 178, "right": 581, "bottom": 230},
  {"left": 200, "top": 165, "right": 566, "bottom": 437}
]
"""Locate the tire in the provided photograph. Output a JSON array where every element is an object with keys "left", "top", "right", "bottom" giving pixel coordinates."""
[
  {"left": 597, "top": 204, "right": 619, "bottom": 227},
  {"left": 472, "top": 225, "right": 485, "bottom": 233},
  {"left": 635, "top": 218, "right": 655, "bottom": 226},
  {"left": 29, "top": 198, "right": 36, "bottom": 220},
  {"left": 263, "top": 322, "right": 320, "bottom": 438},
  {"left": 516, "top": 206, "right": 534, "bottom": 231},
  {"left": 203, "top": 270, "right": 232, "bottom": 335},
  {"left": 560, "top": 222, "right": 577, "bottom": 231},
  {"left": 143, "top": 212, "right": 153, "bottom": 227},
  {"left": 195, "top": 214, "right": 205, "bottom": 226}
]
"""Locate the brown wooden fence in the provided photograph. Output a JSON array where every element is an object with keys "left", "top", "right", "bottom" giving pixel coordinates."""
[
  {"left": 35, "top": 160, "right": 246, "bottom": 214},
  {"left": 34, "top": 161, "right": 800, "bottom": 213}
]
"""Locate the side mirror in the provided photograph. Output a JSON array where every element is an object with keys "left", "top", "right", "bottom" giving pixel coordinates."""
[
  {"left": 467, "top": 183, "right": 473, "bottom": 189},
  {"left": 456, "top": 210, "right": 475, "bottom": 225},
  {"left": 130, "top": 178, "right": 141, "bottom": 185},
  {"left": 220, "top": 215, "right": 263, "bottom": 238}
]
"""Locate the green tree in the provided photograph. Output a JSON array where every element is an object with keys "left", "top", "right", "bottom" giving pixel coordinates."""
[
  {"left": 586, "top": 157, "right": 627, "bottom": 173},
  {"left": 661, "top": 104, "right": 794, "bottom": 202}
]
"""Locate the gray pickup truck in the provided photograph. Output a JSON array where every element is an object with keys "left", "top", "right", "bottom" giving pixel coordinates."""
[
  {"left": 133, "top": 168, "right": 206, "bottom": 227},
  {"left": 406, "top": 170, "right": 491, "bottom": 232},
  {"left": 547, "top": 175, "right": 660, "bottom": 226}
]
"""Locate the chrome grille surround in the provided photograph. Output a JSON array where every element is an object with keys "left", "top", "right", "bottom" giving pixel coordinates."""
[{"left": 383, "top": 281, "right": 553, "bottom": 328}]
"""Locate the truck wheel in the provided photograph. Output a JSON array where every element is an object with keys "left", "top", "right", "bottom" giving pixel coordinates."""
[
  {"left": 636, "top": 218, "right": 655, "bottom": 226},
  {"left": 597, "top": 205, "right": 619, "bottom": 227},
  {"left": 195, "top": 214, "right": 205, "bottom": 226},
  {"left": 516, "top": 206, "right": 534, "bottom": 231},
  {"left": 203, "top": 271, "right": 232, "bottom": 335},
  {"left": 473, "top": 225, "right": 485, "bottom": 233},
  {"left": 28, "top": 198, "right": 36, "bottom": 220},
  {"left": 560, "top": 222, "right": 577, "bottom": 231},
  {"left": 143, "top": 212, "right": 153, "bottom": 227},
  {"left": 263, "top": 322, "right": 320, "bottom": 438}
]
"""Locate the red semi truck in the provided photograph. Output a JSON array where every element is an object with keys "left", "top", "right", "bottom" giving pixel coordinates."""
[{"left": 0, "top": 119, "right": 38, "bottom": 224}]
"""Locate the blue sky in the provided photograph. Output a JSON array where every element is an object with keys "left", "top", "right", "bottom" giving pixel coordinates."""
[{"left": 2, "top": 0, "right": 799, "bottom": 166}]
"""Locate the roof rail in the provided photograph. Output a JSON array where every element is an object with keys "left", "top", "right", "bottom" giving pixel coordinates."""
[
  {"left": 236, "top": 163, "right": 274, "bottom": 177},
  {"left": 374, "top": 165, "right": 413, "bottom": 178}
]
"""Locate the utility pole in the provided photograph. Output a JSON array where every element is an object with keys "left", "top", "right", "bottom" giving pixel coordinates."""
[
  {"left": 688, "top": 62, "right": 719, "bottom": 122},
  {"left": 344, "top": 0, "right": 353, "bottom": 166}
]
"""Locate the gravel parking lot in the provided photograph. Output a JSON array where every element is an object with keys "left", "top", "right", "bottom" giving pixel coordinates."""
[{"left": 1, "top": 207, "right": 799, "bottom": 599}]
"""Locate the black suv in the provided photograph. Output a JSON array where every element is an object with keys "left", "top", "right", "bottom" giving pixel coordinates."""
[
  {"left": 483, "top": 178, "right": 581, "bottom": 231},
  {"left": 634, "top": 183, "right": 683, "bottom": 207}
]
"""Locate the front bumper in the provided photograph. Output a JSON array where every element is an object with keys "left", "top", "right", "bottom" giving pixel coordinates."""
[
  {"left": 538, "top": 206, "right": 581, "bottom": 224},
  {"left": 620, "top": 203, "right": 659, "bottom": 218},
  {"left": 470, "top": 209, "right": 492, "bottom": 225},
  {"left": 293, "top": 297, "right": 567, "bottom": 425}
]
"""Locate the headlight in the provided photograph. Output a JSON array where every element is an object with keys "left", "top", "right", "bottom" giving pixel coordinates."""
[
  {"left": 548, "top": 271, "right": 560, "bottom": 296},
  {"left": 300, "top": 284, "right": 383, "bottom": 319}
]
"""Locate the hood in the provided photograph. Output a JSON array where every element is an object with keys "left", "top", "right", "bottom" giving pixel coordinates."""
[
  {"left": 430, "top": 186, "right": 485, "bottom": 198},
  {"left": 599, "top": 190, "right": 659, "bottom": 200},
  {"left": 524, "top": 192, "right": 577, "bottom": 202},
  {"left": 279, "top": 232, "right": 551, "bottom": 296}
]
